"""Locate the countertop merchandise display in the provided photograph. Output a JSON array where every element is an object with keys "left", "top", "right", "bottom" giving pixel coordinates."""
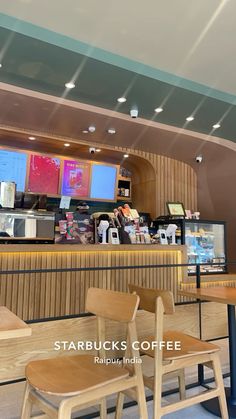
[
  {"left": 154, "top": 218, "right": 226, "bottom": 275},
  {"left": 56, "top": 210, "right": 94, "bottom": 244}
]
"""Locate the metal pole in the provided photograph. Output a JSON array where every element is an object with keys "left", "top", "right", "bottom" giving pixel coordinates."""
[
  {"left": 196, "top": 264, "right": 204, "bottom": 384},
  {"left": 196, "top": 264, "right": 201, "bottom": 288}
]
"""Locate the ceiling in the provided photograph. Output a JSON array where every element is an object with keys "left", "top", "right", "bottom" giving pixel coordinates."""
[
  {"left": 0, "top": 126, "right": 130, "bottom": 165},
  {"left": 0, "top": 0, "right": 236, "bottom": 147},
  {"left": 0, "top": 0, "right": 235, "bottom": 94},
  {"left": 0, "top": 85, "right": 233, "bottom": 167}
]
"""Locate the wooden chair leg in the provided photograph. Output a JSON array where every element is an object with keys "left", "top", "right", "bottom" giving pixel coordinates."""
[
  {"left": 58, "top": 400, "right": 72, "bottom": 419},
  {"left": 212, "top": 355, "right": 229, "bottom": 419},
  {"left": 100, "top": 398, "right": 107, "bottom": 419},
  {"left": 115, "top": 392, "right": 125, "bottom": 419},
  {"left": 153, "top": 372, "right": 162, "bottom": 419},
  {"left": 21, "top": 382, "right": 33, "bottom": 419},
  {"left": 136, "top": 382, "right": 148, "bottom": 419},
  {"left": 178, "top": 369, "right": 186, "bottom": 400}
]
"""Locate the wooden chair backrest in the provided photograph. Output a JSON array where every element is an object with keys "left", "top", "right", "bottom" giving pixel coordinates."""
[
  {"left": 128, "top": 284, "right": 175, "bottom": 315},
  {"left": 86, "top": 288, "right": 142, "bottom": 364},
  {"left": 129, "top": 285, "right": 174, "bottom": 366},
  {"left": 86, "top": 287, "right": 140, "bottom": 323}
]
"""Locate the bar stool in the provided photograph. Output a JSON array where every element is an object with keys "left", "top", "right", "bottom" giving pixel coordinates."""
[
  {"left": 21, "top": 287, "right": 148, "bottom": 419},
  {"left": 116, "top": 284, "right": 228, "bottom": 419}
]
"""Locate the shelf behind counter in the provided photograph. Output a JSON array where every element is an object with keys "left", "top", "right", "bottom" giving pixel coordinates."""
[{"left": 0, "top": 243, "right": 187, "bottom": 320}]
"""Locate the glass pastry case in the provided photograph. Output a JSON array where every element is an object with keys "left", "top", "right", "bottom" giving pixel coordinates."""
[
  {"left": 0, "top": 209, "right": 55, "bottom": 244},
  {"left": 154, "top": 219, "right": 226, "bottom": 274}
]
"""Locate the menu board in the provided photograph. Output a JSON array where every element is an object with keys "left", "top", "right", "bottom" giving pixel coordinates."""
[
  {"left": 0, "top": 149, "right": 27, "bottom": 191},
  {"left": 61, "top": 159, "right": 90, "bottom": 197},
  {"left": 90, "top": 164, "right": 117, "bottom": 200},
  {"left": 28, "top": 154, "right": 60, "bottom": 194}
]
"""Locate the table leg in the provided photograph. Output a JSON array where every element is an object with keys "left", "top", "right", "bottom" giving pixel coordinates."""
[
  {"left": 228, "top": 304, "right": 236, "bottom": 405},
  {"left": 202, "top": 304, "right": 236, "bottom": 417}
]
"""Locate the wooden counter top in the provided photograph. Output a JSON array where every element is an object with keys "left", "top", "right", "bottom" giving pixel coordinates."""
[
  {"left": 179, "top": 286, "right": 236, "bottom": 305},
  {"left": 0, "top": 244, "right": 186, "bottom": 253}
]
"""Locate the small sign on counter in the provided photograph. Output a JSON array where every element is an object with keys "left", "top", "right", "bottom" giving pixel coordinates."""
[
  {"left": 59, "top": 196, "right": 71, "bottom": 209},
  {"left": 0, "top": 182, "right": 16, "bottom": 208}
]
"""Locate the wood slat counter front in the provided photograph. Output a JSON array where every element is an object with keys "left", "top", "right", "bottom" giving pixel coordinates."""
[{"left": 0, "top": 244, "right": 187, "bottom": 320}]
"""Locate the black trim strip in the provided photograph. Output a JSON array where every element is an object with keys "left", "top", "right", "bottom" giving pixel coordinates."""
[
  {"left": 0, "top": 261, "right": 232, "bottom": 276},
  {"left": 26, "top": 312, "right": 94, "bottom": 324}
]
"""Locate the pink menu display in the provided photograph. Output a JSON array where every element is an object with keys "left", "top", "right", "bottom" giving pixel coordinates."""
[
  {"left": 61, "top": 160, "right": 90, "bottom": 197},
  {"left": 28, "top": 154, "right": 60, "bottom": 194}
]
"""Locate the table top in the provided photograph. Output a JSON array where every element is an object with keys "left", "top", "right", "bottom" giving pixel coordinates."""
[
  {"left": 0, "top": 306, "right": 32, "bottom": 340},
  {"left": 179, "top": 286, "right": 236, "bottom": 305}
]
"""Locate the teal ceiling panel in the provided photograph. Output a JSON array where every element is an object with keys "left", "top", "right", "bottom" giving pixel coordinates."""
[{"left": 0, "top": 24, "right": 236, "bottom": 143}]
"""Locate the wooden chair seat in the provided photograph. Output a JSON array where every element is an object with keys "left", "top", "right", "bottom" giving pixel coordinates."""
[
  {"left": 115, "top": 284, "right": 228, "bottom": 419},
  {"left": 26, "top": 354, "right": 129, "bottom": 396},
  {"left": 21, "top": 288, "right": 148, "bottom": 419},
  {"left": 141, "top": 330, "right": 219, "bottom": 360}
]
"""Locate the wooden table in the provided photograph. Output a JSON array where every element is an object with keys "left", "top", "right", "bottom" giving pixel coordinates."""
[
  {"left": 0, "top": 306, "right": 31, "bottom": 340},
  {"left": 179, "top": 286, "right": 236, "bottom": 418}
]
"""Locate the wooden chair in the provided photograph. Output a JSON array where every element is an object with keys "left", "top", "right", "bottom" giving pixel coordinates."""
[
  {"left": 21, "top": 287, "right": 148, "bottom": 419},
  {"left": 116, "top": 284, "right": 228, "bottom": 419}
]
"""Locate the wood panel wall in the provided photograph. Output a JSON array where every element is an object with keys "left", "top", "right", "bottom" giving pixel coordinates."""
[
  {"left": 114, "top": 147, "right": 198, "bottom": 217},
  {"left": 0, "top": 245, "right": 186, "bottom": 321},
  {"left": 0, "top": 302, "right": 229, "bottom": 383},
  {"left": 1, "top": 243, "right": 234, "bottom": 323},
  {"left": 0, "top": 306, "right": 198, "bottom": 382}
]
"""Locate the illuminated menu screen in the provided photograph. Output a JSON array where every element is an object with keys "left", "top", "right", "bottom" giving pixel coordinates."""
[
  {"left": 90, "top": 164, "right": 117, "bottom": 200},
  {"left": 61, "top": 159, "right": 90, "bottom": 197},
  {"left": 28, "top": 154, "right": 60, "bottom": 194},
  {"left": 0, "top": 149, "right": 27, "bottom": 191}
]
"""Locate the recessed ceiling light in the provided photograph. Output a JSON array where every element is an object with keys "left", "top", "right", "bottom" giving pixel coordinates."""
[
  {"left": 154, "top": 107, "right": 163, "bottom": 113},
  {"left": 186, "top": 116, "right": 194, "bottom": 122},
  {"left": 82, "top": 130, "right": 89, "bottom": 134},
  {"left": 0, "top": 64, "right": 2, "bottom": 68},
  {"left": 88, "top": 125, "right": 96, "bottom": 133},
  {"left": 213, "top": 123, "right": 221, "bottom": 129},
  {"left": 96, "top": 149, "right": 101, "bottom": 152},
  {"left": 65, "top": 82, "right": 75, "bottom": 89},
  {"left": 117, "top": 97, "right": 126, "bottom": 103},
  {"left": 124, "top": 154, "right": 129, "bottom": 158},
  {"left": 107, "top": 128, "right": 116, "bottom": 134},
  {"left": 28, "top": 136, "right": 36, "bottom": 141},
  {"left": 64, "top": 143, "right": 70, "bottom": 147}
]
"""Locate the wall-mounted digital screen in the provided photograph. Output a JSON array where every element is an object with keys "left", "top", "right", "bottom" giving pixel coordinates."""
[
  {"left": 90, "top": 164, "right": 118, "bottom": 200},
  {"left": 0, "top": 149, "right": 27, "bottom": 191},
  {"left": 28, "top": 154, "right": 60, "bottom": 194},
  {"left": 61, "top": 160, "right": 90, "bottom": 197}
]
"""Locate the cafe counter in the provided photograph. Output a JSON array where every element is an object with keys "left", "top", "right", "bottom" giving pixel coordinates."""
[
  {"left": 1, "top": 243, "right": 236, "bottom": 384},
  {"left": 0, "top": 244, "right": 187, "bottom": 320}
]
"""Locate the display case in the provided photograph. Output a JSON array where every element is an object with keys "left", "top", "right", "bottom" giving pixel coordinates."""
[
  {"left": 0, "top": 209, "right": 55, "bottom": 244},
  {"left": 154, "top": 219, "right": 226, "bottom": 274}
]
